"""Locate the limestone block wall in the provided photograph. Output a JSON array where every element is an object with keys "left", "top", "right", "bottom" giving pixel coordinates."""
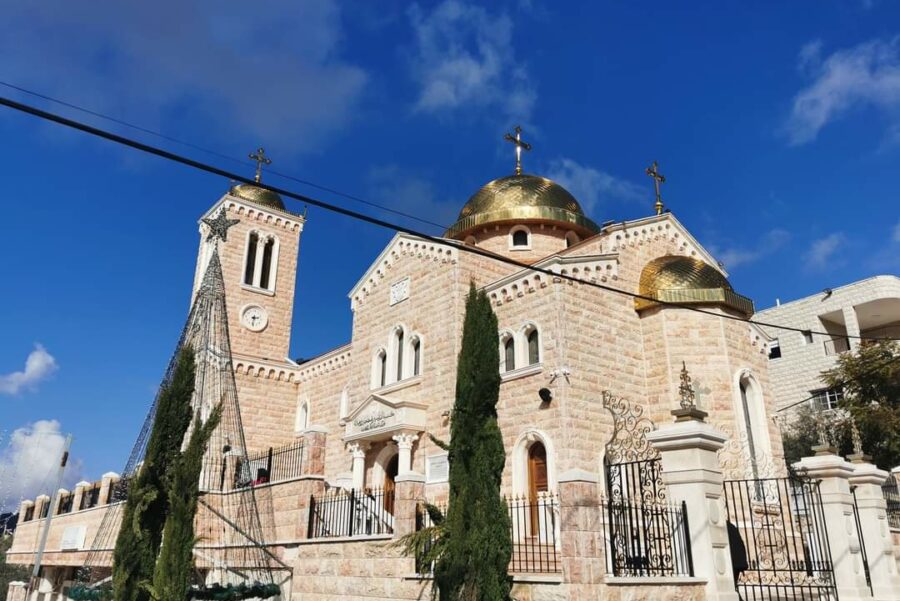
[
  {"left": 465, "top": 223, "right": 573, "bottom": 264},
  {"left": 755, "top": 275, "right": 900, "bottom": 410},
  {"left": 233, "top": 360, "right": 304, "bottom": 452}
]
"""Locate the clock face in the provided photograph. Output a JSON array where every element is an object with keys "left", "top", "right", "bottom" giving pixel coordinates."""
[{"left": 240, "top": 305, "right": 268, "bottom": 332}]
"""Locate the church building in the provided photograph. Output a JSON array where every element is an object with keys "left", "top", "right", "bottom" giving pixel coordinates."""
[{"left": 8, "top": 135, "right": 789, "bottom": 601}]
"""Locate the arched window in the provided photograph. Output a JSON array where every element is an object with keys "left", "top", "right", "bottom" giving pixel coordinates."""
[
  {"left": 372, "top": 349, "right": 387, "bottom": 388},
  {"left": 736, "top": 371, "right": 772, "bottom": 487},
  {"left": 464, "top": 235, "right": 477, "bottom": 246},
  {"left": 412, "top": 337, "right": 422, "bottom": 376},
  {"left": 504, "top": 336, "right": 516, "bottom": 372},
  {"left": 395, "top": 329, "right": 405, "bottom": 381},
  {"left": 511, "top": 227, "right": 530, "bottom": 248},
  {"left": 259, "top": 238, "right": 275, "bottom": 289},
  {"left": 528, "top": 442, "right": 549, "bottom": 501},
  {"left": 527, "top": 327, "right": 540, "bottom": 365},
  {"left": 295, "top": 400, "right": 309, "bottom": 432},
  {"left": 244, "top": 232, "right": 258, "bottom": 285},
  {"left": 565, "top": 231, "right": 580, "bottom": 248}
]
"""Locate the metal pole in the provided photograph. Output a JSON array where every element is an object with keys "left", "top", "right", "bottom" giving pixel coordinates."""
[{"left": 28, "top": 434, "right": 73, "bottom": 599}]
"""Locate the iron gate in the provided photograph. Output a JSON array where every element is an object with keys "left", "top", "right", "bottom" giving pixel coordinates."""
[{"left": 723, "top": 474, "right": 837, "bottom": 601}]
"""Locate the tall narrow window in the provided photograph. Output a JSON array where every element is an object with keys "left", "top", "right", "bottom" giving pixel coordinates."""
[
  {"left": 259, "top": 238, "right": 275, "bottom": 290},
  {"left": 412, "top": 338, "right": 421, "bottom": 376},
  {"left": 295, "top": 401, "right": 309, "bottom": 432},
  {"left": 739, "top": 377, "right": 760, "bottom": 482},
  {"left": 379, "top": 351, "right": 387, "bottom": 387},
  {"left": 527, "top": 328, "right": 540, "bottom": 365},
  {"left": 244, "top": 233, "right": 258, "bottom": 285},
  {"left": 396, "top": 330, "right": 405, "bottom": 381},
  {"left": 504, "top": 337, "right": 516, "bottom": 372}
]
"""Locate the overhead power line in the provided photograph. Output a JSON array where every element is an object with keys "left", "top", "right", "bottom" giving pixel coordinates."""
[
  {"left": 0, "top": 80, "right": 448, "bottom": 231},
  {"left": 1, "top": 93, "right": 898, "bottom": 344}
]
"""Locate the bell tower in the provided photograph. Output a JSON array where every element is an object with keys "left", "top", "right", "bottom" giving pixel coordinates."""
[{"left": 193, "top": 151, "right": 305, "bottom": 363}]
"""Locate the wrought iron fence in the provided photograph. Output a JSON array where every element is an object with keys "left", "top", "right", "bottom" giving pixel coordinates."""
[
  {"left": 601, "top": 496, "right": 693, "bottom": 577},
  {"left": 242, "top": 441, "right": 305, "bottom": 486},
  {"left": 883, "top": 481, "right": 900, "bottom": 529},
  {"left": 307, "top": 487, "right": 394, "bottom": 538},
  {"left": 79, "top": 484, "right": 101, "bottom": 510},
  {"left": 723, "top": 475, "right": 837, "bottom": 601},
  {"left": 851, "top": 487, "right": 873, "bottom": 595},
  {"left": 605, "top": 458, "right": 666, "bottom": 504},
  {"left": 413, "top": 494, "right": 561, "bottom": 574}
]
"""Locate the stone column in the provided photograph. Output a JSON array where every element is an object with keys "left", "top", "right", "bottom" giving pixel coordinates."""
[
  {"left": 34, "top": 495, "right": 50, "bottom": 520},
  {"left": 348, "top": 442, "right": 369, "bottom": 491},
  {"left": 843, "top": 306, "right": 862, "bottom": 350},
  {"left": 18, "top": 500, "right": 33, "bottom": 521},
  {"left": 394, "top": 472, "right": 426, "bottom": 537},
  {"left": 797, "top": 453, "right": 873, "bottom": 601},
  {"left": 849, "top": 461, "right": 900, "bottom": 600},
  {"left": 6, "top": 582, "right": 26, "bottom": 601},
  {"left": 392, "top": 433, "right": 419, "bottom": 476},
  {"left": 53, "top": 489, "right": 69, "bottom": 515},
  {"left": 252, "top": 235, "right": 266, "bottom": 287},
  {"left": 100, "top": 471, "right": 120, "bottom": 505},
  {"left": 558, "top": 469, "right": 603, "bottom": 598},
  {"left": 302, "top": 425, "right": 328, "bottom": 476},
  {"left": 71, "top": 481, "right": 90, "bottom": 513},
  {"left": 646, "top": 418, "right": 739, "bottom": 601}
]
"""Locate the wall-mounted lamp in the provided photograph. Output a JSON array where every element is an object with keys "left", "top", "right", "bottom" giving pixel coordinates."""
[{"left": 538, "top": 388, "right": 553, "bottom": 403}]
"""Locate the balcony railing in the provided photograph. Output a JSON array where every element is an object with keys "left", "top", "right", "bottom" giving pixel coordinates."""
[
  {"left": 307, "top": 486, "right": 394, "bottom": 538},
  {"left": 240, "top": 441, "right": 305, "bottom": 487},
  {"left": 823, "top": 337, "right": 850, "bottom": 356}
]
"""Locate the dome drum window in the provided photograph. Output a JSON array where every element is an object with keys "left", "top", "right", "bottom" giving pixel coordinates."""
[{"left": 510, "top": 226, "right": 531, "bottom": 250}]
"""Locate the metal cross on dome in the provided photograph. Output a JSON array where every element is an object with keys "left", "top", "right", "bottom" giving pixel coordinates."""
[
  {"left": 646, "top": 160, "right": 666, "bottom": 215},
  {"left": 504, "top": 126, "right": 532, "bottom": 176},
  {"left": 249, "top": 147, "right": 272, "bottom": 183},
  {"left": 202, "top": 209, "right": 240, "bottom": 243}
]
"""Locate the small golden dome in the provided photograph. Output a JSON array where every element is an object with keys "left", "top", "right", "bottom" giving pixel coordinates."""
[
  {"left": 229, "top": 183, "right": 286, "bottom": 211},
  {"left": 445, "top": 174, "right": 600, "bottom": 239},
  {"left": 636, "top": 255, "right": 754, "bottom": 316}
]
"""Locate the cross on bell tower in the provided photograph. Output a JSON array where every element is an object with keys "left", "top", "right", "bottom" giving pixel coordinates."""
[
  {"left": 504, "top": 126, "right": 532, "bottom": 176},
  {"left": 249, "top": 147, "right": 272, "bottom": 183},
  {"left": 645, "top": 160, "right": 666, "bottom": 215}
]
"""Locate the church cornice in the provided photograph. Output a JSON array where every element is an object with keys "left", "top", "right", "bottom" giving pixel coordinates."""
[
  {"left": 348, "top": 233, "right": 459, "bottom": 310},
  {"left": 233, "top": 356, "right": 299, "bottom": 383},
  {"left": 200, "top": 195, "right": 304, "bottom": 235},
  {"left": 484, "top": 253, "right": 620, "bottom": 306},
  {"left": 600, "top": 214, "right": 726, "bottom": 277},
  {"left": 295, "top": 344, "right": 352, "bottom": 382}
]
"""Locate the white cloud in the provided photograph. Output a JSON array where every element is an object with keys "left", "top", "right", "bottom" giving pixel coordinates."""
[
  {"left": 0, "top": 0, "right": 367, "bottom": 152},
  {"left": 0, "top": 345, "right": 58, "bottom": 395},
  {"left": 713, "top": 229, "right": 791, "bottom": 270},
  {"left": 804, "top": 232, "right": 847, "bottom": 271},
  {"left": 0, "top": 420, "right": 82, "bottom": 511},
  {"left": 408, "top": 1, "right": 535, "bottom": 120},
  {"left": 786, "top": 37, "right": 900, "bottom": 145},
  {"left": 544, "top": 158, "right": 645, "bottom": 216}
]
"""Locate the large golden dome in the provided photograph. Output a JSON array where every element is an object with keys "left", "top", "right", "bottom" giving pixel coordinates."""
[
  {"left": 635, "top": 255, "right": 754, "bottom": 316},
  {"left": 229, "top": 183, "right": 286, "bottom": 211},
  {"left": 445, "top": 174, "right": 600, "bottom": 239}
]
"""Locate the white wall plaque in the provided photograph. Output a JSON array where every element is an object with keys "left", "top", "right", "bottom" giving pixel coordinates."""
[
  {"left": 60, "top": 525, "right": 87, "bottom": 551},
  {"left": 390, "top": 277, "right": 411, "bottom": 306},
  {"left": 426, "top": 453, "right": 449, "bottom": 484}
]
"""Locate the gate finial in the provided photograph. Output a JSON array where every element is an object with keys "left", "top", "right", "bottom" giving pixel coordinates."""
[{"left": 671, "top": 362, "right": 708, "bottom": 422}]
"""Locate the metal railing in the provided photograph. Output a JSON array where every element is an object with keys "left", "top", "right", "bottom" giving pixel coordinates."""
[
  {"left": 601, "top": 496, "right": 693, "bottom": 577},
  {"left": 413, "top": 494, "right": 561, "bottom": 574},
  {"left": 883, "top": 481, "right": 900, "bottom": 529},
  {"left": 307, "top": 486, "right": 394, "bottom": 538},
  {"left": 243, "top": 441, "right": 305, "bottom": 486}
]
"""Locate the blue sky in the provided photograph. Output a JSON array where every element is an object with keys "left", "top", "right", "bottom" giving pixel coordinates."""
[{"left": 1, "top": 0, "right": 899, "bottom": 501}]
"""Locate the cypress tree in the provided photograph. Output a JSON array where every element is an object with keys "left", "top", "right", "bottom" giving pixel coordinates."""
[
  {"left": 149, "top": 405, "right": 222, "bottom": 601},
  {"left": 434, "top": 284, "right": 512, "bottom": 601},
  {"left": 112, "top": 347, "right": 196, "bottom": 601}
]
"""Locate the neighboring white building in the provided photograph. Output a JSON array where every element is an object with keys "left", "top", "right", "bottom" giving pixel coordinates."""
[{"left": 756, "top": 275, "right": 900, "bottom": 413}]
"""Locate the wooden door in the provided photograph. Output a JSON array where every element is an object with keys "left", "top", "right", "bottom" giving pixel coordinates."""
[
  {"left": 384, "top": 454, "right": 398, "bottom": 514},
  {"left": 528, "top": 442, "right": 548, "bottom": 536}
]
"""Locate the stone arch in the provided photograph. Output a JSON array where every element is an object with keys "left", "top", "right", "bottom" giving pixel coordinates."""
[
  {"left": 511, "top": 429, "right": 558, "bottom": 496},
  {"left": 733, "top": 368, "right": 773, "bottom": 476},
  {"left": 295, "top": 396, "right": 310, "bottom": 433},
  {"left": 371, "top": 443, "right": 399, "bottom": 490}
]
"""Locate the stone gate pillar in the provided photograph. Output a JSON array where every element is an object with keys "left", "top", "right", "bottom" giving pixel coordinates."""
[
  {"left": 849, "top": 460, "right": 900, "bottom": 601},
  {"left": 557, "top": 469, "right": 603, "bottom": 598},
  {"left": 393, "top": 472, "right": 425, "bottom": 537},
  {"left": 646, "top": 416, "right": 739, "bottom": 601},
  {"left": 797, "top": 452, "right": 873, "bottom": 601}
]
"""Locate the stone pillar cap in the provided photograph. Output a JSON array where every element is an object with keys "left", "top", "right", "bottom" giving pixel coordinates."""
[
  {"left": 302, "top": 424, "right": 329, "bottom": 435},
  {"left": 646, "top": 420, "right": 728, "bottom": 451},
  {"left": 395, "top": 472, "right": 426, "bottom": 483},
  {"left": 20, "top": 500, "right": 34, "bottom": 507},
  {"left": 74, "top": 481, "right": 92, "bottom": 488},
  {"left": 795, "top": 453, "right": 854, "bottom": 478},
  {"left": 101, "top": 471, "right": 120, "bottom": 479},
  {"left": 558, "top": 469, "right": 599, "bottom": 484},
  {"left": 35, "top": 494, "right": 50, "bottom": 501},
  {"left": 848, "top": 461, "right": 889, "bottom": 485},
  {"left": 57, "top": 488, "right": 69, "bottom": 494}
]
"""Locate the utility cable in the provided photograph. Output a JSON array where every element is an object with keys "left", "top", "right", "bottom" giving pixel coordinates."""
[{"left": 1, "top": 93, "right": 898, "bottom": 343}]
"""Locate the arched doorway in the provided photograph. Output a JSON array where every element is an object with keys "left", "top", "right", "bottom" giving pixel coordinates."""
[{"left": 527, "top": 442, "right": 548, "bottom": 536}]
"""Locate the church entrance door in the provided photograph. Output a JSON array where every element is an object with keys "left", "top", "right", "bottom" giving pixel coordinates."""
[
  {"left": 527, "top": 442, "right": 548, "bottom": 536},
  {"left": 384, "top": 454, "right": 398, "bottom": 515}
]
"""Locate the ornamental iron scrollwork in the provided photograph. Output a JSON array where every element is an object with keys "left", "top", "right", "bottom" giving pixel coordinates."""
[{"left": 602, "top": 390, "right": 665, "bottom": 504}]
